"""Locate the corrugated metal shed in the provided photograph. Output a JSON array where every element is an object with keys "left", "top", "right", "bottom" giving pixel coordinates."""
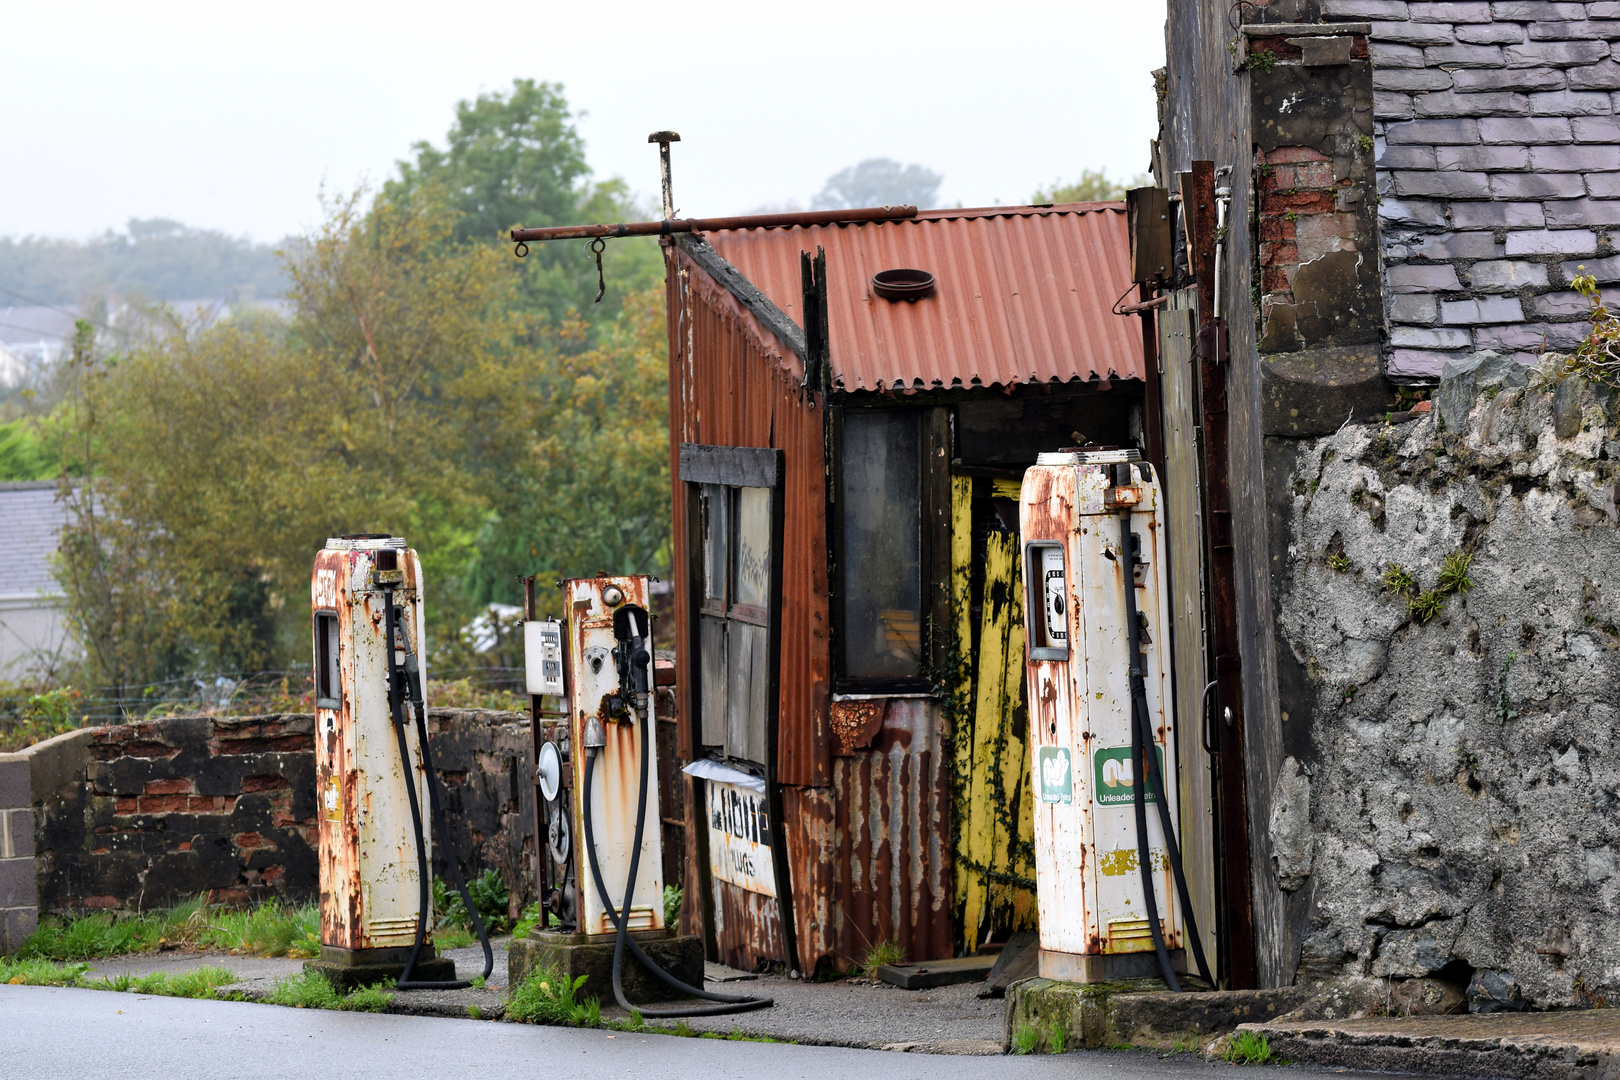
[{"left": 699, "top": 203, "right": 1140, "bottom": 393}]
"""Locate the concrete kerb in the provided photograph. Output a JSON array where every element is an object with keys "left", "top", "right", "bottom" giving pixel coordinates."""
[{"left": 1002, "top": 977, "right": 1310, "bottom": 1054}]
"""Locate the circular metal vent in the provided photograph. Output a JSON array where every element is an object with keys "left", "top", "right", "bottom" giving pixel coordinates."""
[{"left": 871, "top": 268, "right": 936, "bottom": 302}]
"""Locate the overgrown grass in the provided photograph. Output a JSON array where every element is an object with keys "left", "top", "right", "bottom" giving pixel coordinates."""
[
  {"left": 1049, "top": 1022, "right": 1068, "bottom": 1053},
  {"left": 0, "top": 955, "right": 235, "bottom": 999},
  {"left": 1012, "top": 1022, "right": 1039, "bottom": 1055},
  {"left": 507, "top": 964, "right": 600, "bottom": 1027},
  {"left": 20, "top": 897, "right": 319, "bottom": 961},
  {"left": 263, "top": 971, "right": 394, "bottom": 1012},
  {"left": 856, "top": 939, "right": 906, "bottom": 981},
  {"left": 1223, "top": 1030, "right": 1275, "bottom": 1065}
]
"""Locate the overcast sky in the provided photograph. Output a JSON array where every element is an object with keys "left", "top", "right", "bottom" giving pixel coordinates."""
[{"left": 1, "top": 1, "right": 1166, "bottom": 243}]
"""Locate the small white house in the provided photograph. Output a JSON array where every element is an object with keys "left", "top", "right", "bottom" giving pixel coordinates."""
[{"left": 0, "top": 481, "right": 77, "bottom": 679}]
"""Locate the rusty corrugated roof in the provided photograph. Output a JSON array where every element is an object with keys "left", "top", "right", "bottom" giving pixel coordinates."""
[{"left": 698, "top": 203, "right": 1142, "bottom": 392}]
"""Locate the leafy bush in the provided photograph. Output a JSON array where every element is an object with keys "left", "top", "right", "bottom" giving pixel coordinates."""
[
  {"left": 508, "top": 965, "right": 599, "bottom": 1027},
  {"left": 663, "top": 885, "right": 682, "bottom": 928},
  {"left": 435, "top": 870, "right": 511, "bottom": 937}
]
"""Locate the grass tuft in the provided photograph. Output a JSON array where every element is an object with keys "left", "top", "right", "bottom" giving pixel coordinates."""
[
  {"left": 1223, "top": 1030, "right": 1275, "bottom": 1065},
  {"left": 1012, "top": 1022, "right": 1039, "bottom": 1055},
  {"left": 265, "top": 971, "right": 340, "bottom": 1009},
  {"left": 1381, "top": 563, "right": 1416, "bottom": 597},
  {"left": 507, "top": 964, "right": 600, "bottom": 1027},
  {"left": 1409, "top": 589, "right": 1446, "bottom": 624},
  {"left": 0, "top": 955, "right": 235, "bottom": 999},
  {"left": 1438, "top": 551, "right": 1474, "bottom": 595},
  {"left": 20, "top": 897, "right": 319, "bottom": 962},
  {"left": 856, "top": 939, "right": 906, "bottom": 981},
  {"left": 1049, "top": 1021, "right": 1068, "bottom": 1054}
]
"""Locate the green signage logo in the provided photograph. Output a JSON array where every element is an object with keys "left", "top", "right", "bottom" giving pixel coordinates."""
[
  {"left": 1037, "top": 746, "right": 1073, "bottom": 804},
  {"left": 1093, "top": 745, "right": 1164, "bottom": 806}
]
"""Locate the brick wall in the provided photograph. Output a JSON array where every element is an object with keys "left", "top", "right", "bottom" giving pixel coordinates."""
[
  {"left": 1323, "top": 0, "right": 1620, "bottom": 379},
  {"left": 33, "top": 709, "right": 535, "bottom": 917}
]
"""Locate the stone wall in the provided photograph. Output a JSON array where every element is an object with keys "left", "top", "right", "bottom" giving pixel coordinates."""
[
  {"left": 1269, "top": 355, "right": 1620, "bottom": 1009},
  {"left": 1318, "top": 0, "right": 1620, "bottom": 379},
  {"left": 29, "top": 708, "right": 534, "bottom": 918},
  {"left": 0, "top": 754, "right": 36, "bottom": 950}
]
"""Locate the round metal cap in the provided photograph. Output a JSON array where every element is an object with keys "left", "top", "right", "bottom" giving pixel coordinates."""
[
  {"left": 871, "top": 268, "right": 936, "bottom": 302},
  {"left": 537, "top": 741, "right": 562, "bottom": 802}
]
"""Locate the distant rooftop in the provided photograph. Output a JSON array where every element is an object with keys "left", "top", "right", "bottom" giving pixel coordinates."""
[{"left": 0, "top": 481, "right": 70, "bottom": 598}]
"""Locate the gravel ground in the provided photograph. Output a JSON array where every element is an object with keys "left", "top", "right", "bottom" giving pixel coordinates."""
[{"left": 62, "top": 937, "right": 1006, "bottom": 1052}]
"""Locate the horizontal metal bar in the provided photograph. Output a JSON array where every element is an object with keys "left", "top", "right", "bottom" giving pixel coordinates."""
[
  {"left": 1240, "top": 22, "right": 1369, "bottom": 35},
  {"left": 510, "top": 204, "right": 918, "bottom": 243}
]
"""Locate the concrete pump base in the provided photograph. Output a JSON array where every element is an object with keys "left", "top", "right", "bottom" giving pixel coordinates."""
[{"left": 508, "top": 929, "right": 705, "bottom": 1004}]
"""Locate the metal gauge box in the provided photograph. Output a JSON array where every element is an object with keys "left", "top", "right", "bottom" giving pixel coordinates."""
[{"left": 1019, "top": 451, "right": 1183, "bottom": 983}]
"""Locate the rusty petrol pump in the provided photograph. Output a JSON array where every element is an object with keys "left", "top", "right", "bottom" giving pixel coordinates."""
[
  {"left": 308, "top": 535, "right": 492, "bottom": 990},
  {"left": 1019, "top": 452, "right": 1212, "bottom": 989},
  {"left": 522, "top": 576, "right": 769, "bottom": 1016}
]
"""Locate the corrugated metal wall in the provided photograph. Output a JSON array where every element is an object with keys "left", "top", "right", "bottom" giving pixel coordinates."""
[{"left": 666, "top": 247, "right": 957, "bottom": 974}]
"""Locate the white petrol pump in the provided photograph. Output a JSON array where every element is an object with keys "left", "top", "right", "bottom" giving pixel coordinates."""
[
  {"left": 310, "top": 535, "right": 492, "bottom": 988},
  {"left": 525, "top": 576, "right": 770, "bottom": 1017},
  {"left": 1019, "top": 451, "right": 1212, "bottom": 989}
]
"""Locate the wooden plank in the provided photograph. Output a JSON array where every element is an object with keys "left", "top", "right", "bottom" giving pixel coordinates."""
[
  {"left": 964, "top": 531, "right": 1017, "bottom": 946},
  {"left": 876, "top": 953, "right": 995, "bottom": 990},
  {"left": 701, "top": 616, "right": 727, "bottom": 747},
  {"left": 1160, "top": 291, "right": 1220, "bottom": 974},
  {"left": 950, "top": 474, "right": 977, "bottom": 947},
  {"left": 678, "top": 443, "right": 782, "bottom": 488}
]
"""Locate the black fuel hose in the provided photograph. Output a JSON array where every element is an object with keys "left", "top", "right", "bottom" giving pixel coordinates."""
[
  {"left": 1119, "top": 511, "right": 1215, "bottom": 991},
  {"left": 382, "top": 585, "right": 494, "bottom": 991},
  {"left": 581, "top": 705, "right": 772, "bottom": 1017}
]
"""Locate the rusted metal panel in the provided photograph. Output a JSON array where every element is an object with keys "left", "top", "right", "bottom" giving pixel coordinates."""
[
  {"left": 700, "top": 204, "right": 1142, "bottom": 393},
  {"left": 712, "top": 878, "right": 786, "bottom": 973},
  {"left": 667, "top": 248, "right": 831, "bottom": 790},
  {"left": 779, "top": 699, "right": 954, "bottom": 974}
]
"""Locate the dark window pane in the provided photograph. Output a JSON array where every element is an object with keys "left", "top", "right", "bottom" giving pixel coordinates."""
[
  {"left": 701, "top": 483, "right": 729, "bottom": 608},
  {"left": 315, "top": 613, "right": 340, "bottom": 707},
  {"left": 841, "top": 411, "right": 922, "bottom": 681}
]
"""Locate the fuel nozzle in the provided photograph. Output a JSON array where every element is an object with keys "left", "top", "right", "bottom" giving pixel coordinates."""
[{"left": 612, "top": 603, "right": 652, "bottom": 715}]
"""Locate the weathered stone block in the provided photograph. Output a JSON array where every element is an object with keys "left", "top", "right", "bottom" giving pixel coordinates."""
[
  {"left": 1437, "top": 143, "right": 1530, "bottom": 169},
  {"left": 1530, "top": 142, "right": 1620, "bottom": 169},
  {"left": 1324, "top": 0, "right": 1410, "bottom": 13},
  {"left": 1489, "top": 171, "right": 1588, "bottom": 197},
  {"left": 1405, "top": 232, "right": 1504, "bottom": 260},
  {"left": 1453, "top": 65, "right": 1567, "bottom": 90},
  {"left": 1392, "top": 326, "right": 1475, "bottom": 348},
  {"left": 1504, "top": 227, "right": 1597, "bottom": 253},
  {"left": 1388, "top": 347, "right": 1460, "bottom": 377},
  {"left": 1390, "top": 293, "right": 1441, "bottom": 323},
  {"left": 1425, "top": 43, "right": 1507, "bottom": 67},
  {"left": 1372, "top": 41, "right": 1429, "bottom": 68},
  {"left": 1531, "top": 288, "right": 1602, "bottom": 315},
  {"left": 1375, "top": 19, "right": 1460, "bottom": 44},
  {"left": 1441, "top": 296, "right": 1527, "bottom": 323},
  {"left": 1586, "top": 172, "right": 1620, "bottom": 195},
  {"left": 1490, "top": 0, "right": 1589, "bottom": 17},
  {"left": 1475, "top": 319, "right": 1587, "bottom": 347},
  {"left": 1390, "top": 263, "right": 1466, "bottom": 292},
  {"left": 1479, "top": 114, "right": 1573, "bottom": 141},
  {"left": 1593, "top": 1, "right": 1620, "bottom": 15},
  {"left": 1458, "top": 22, "right": 1529, "bottom": 43},
  {"left": 1546, "top": 196, "right": 1620, "bottom": 224},
  {"left": 1382, "top": 144, "right": 1440, "bottom": 169},
  {"left": 1375, "top": 68, "right": 1456, "bottom": 91},
  {"left": 1393, "top": 170, "right": 1491, "bottom": 197},
  {"left": 0, "top": 906, "right": 38, "bottom": 954},
  {"left": 1471, "top": 259, "right": 1550, "bottom": 288},
  {"left": 1529, "top": 88, "right": 1614, "bottom": 112},
  {"left": 5, "top": 810, "right": 34, "bottom": 859},
  {"left": 1451, "top": 200, "right": 1546, "bottom": 227},
  {"left": 1562, "top": 253, "right": 1620, "bottom": 280},
  {"left": 1436, "top": 349, "right": 1530, "bottom": 428},
  {"left": 1416, "top": 89, "right": 1531, "bottom": 115},
  {"left": 507, "top": 931, "right": 705, "bottom": 1004},
  {"left": 1376, "top": 91, "right": 1416, "bottom": 119},
  {"left": 1378, "top": 198, "right": 1450, "bottom": 226},
  {"left": 1527, "top": 19, "right": 1605, "bottom": 40},
  {"left": 1410, "top": 0, "right": 1493, "bottom": 18},
  {"left": 1569, "top": 59, "right": 1620, "bottom": 87},
  {"left": 0, "top": 759, "right": 27, "bottom": 810},
  {"left": 1573, "top": 113, "right": 1620, "bottom": 139},
  {"left": 0, "top": 858, "right": 33, "bottom": 909}
]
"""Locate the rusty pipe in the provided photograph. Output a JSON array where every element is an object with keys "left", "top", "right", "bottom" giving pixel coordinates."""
[{"left": 510, "top": 204, "right": 918, "bottom": 244}]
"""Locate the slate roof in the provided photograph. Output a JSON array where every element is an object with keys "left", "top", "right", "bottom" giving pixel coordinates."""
[{"left": 0, "top": 481, "right": 70, "bottom": 598}]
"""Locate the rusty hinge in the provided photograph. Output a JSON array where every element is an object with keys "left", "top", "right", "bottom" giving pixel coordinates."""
[{"left": 1198, "top": 319, "right": 1229, "bottom": 365}]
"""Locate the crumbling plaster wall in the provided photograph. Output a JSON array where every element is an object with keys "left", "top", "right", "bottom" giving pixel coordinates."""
[{"left": 1271, "top": 364, "right": 1620, "bottom": 1009}]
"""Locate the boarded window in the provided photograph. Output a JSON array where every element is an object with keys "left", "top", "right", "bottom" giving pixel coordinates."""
[
  {"left": 696, "top": 482, "right": 775, "bottom": 767},
  {"left": 840, "top": 411, "right": 923, "bottom": 682}
]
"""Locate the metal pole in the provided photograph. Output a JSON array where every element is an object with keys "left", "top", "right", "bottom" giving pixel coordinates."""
[{"left": 649, "top": 130, "right": 680, "bottom": 220}]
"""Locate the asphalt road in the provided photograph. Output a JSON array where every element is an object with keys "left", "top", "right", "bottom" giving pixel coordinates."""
[{"left": 0, "top": 985, "right": 1400, "bottom": 1080}]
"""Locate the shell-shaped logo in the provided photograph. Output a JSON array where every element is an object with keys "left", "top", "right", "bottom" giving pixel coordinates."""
[
  {"left": 1102, "top": 756, "right": 1135, "bottom": 789},
  {"left": 1041, "top": 751, "right": 1070, "bottom": 790}
]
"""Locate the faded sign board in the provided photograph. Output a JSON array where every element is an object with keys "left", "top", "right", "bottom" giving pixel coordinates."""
[
  {"left": 1038, "top": 746, "right": 1073, "bottom": 805},
  {"left": 706, "top": 779, "right": 777, "bottom": 897}
]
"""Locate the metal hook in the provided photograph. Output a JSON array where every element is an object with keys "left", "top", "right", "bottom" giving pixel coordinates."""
[
  {"left": 514, "top": 241, "right": 529, "bottom": 259},
  {"left": 588, "top": 237, "right": 607, "bottom": 303}
]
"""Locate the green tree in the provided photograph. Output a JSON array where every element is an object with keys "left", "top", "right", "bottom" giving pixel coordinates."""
[
  {"left": 1031, "top": 168, "right": 1153, "bottom": 204},
  {"left": 386, "top": 79, "right": 663, "bottom": 327}
]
